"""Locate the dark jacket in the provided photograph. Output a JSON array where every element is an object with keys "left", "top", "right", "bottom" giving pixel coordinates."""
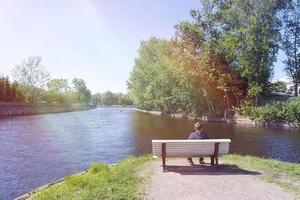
[{"left": 188, "top": 131, "right": 209, "bottom": 140}]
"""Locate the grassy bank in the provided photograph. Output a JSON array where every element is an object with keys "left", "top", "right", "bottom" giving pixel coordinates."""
[
  {"left": 30, "top": 156, "right": 152, "bottom": 200},
  {"left": 223, "top": 154, "right": 300, "bottom": 198},
  {"left": 28, "top": 154, "right": 299, "bottom": 199}
]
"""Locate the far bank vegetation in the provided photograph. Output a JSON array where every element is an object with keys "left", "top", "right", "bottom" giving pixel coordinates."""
[{"left": 128, "top": 0, "right": 300, "bottom": 124}]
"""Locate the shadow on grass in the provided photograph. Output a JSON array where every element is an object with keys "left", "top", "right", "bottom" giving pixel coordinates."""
[{"left": 163, "top": 164, "right": 261, "bottom": 175}]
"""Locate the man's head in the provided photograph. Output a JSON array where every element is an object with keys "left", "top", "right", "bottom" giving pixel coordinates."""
[{"left": 194, "top": 122, "right": 203, "bottom": 131}]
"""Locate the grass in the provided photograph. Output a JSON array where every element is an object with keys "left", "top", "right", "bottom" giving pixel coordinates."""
[
  {"left": 223, "top": 154, "right": 300, "bottom": 198},
  {"left": 30, "top": 154, "right": 300, "bottom": 199},
  {"left": 31, "top": 155, "right": 153, "bottom": 200}
]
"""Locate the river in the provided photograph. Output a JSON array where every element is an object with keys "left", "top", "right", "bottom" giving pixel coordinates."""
[{"left": 0, "top": 107, "right": 299, "bottom": 199}]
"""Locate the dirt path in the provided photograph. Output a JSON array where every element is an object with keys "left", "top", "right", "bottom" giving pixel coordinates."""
[{"left": 143, "top": 159, "right": 295, "bottom": 200}]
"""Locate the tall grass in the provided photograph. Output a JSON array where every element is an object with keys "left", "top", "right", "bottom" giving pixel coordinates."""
[{"left": 31, "top": 156, "right": 152, "bottom": 200}]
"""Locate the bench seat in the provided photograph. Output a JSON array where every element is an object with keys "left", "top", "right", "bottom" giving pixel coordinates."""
[{"left": 152, "top": 139, "right": 231, "bottom": 170}]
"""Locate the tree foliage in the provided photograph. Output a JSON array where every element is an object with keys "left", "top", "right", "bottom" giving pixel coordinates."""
[
  {"left": 0, "top": 76, "right": 25, "bottom": 102},
  {"left": 12, "top": 56, "right": 50, "bottom": 102},
  {"left": 91, "top": 92, "right": 132, "bottom": 106},
  {"left": 282, "top": 0, "right": 300, "bottom": 96},
  {"left": 128, "top": 37, "right": 246, "bottom": 116},
  {"left": 72, "top": 78, "right": 91, "bottom": 104},
  {"left": 128, "top": 0, "right": 289, "bottom": 116},
  {"left": 271, "top": 80, "right": 288, "bottom": 93}
]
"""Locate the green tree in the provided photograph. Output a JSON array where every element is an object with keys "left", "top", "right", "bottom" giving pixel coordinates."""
[
  {"left": 101, "top": 91, "right": 118, "bottom": 105},
  {"left": 91, "top": 93, "right": 101, "bottom": 106},
  {"left": 0, "top": 76, "right": 5, "bottom": 101},
  {"left": 4, "top": 76, "right": 11, "bottom": 101},
  {"left": 11, "top": 82, "right": 25, "bottom": 102},
  {"left": 12, "top": 56, "right": 50, "bottom": 102},
  {"left": 128, "top": 37, "right": 217, "bottom": 115},
  {"left": 46, "top": 78, "right": 70, "bottom": 103},
  {"left": 72, "top": 78, "right": 91, "bottom": 104},
  {"left": 219, "top": 0, "right": 285, "bottom": 103},
  {"left": 47, "top": 79, "right": 69, "bottom": 93},
  {"left": 282, "top": 0, "right": 300, "bottom": 96},
  {"left": 271, "top": 80, "right": 288, "bottom": 93},
  {"left": 10, "top": 82, "right": 17, "bottom": 102}
]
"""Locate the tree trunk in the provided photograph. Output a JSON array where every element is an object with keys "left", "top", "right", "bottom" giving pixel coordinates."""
[
  {"left": 224, "top": 91, "right": 230, "bottom": 109},
  {"left": 295, "top": 83, "right": 298, "bottom": 97}
]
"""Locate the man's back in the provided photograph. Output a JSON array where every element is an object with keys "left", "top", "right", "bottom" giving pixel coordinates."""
[{"left": 188, "top": 131, "right": 208, "bottom": 140}]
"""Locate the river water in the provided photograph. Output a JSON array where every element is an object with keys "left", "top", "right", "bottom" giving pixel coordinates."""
[{"left": 0, "top": 107, "right": 299, "bottom": 199}]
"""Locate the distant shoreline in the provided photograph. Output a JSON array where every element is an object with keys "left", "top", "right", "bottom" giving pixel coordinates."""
[
  {"left": 136, "top": 108, "right": 300, "bottom": 129},
  {"left": 0, "top": 103, "right": 95, "bottom": 117},
  {"left": 97, "top": 105, "right": 135, "bottom": 108}
]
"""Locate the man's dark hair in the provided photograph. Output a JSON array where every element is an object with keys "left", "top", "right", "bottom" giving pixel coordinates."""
[{"left": 194, "top": 122, "right": 203, "bottom": 131}]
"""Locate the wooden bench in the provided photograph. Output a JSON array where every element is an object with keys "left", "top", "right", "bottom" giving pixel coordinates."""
[{"left": 152, "top": 139, "right": 231, "bottom": 170}]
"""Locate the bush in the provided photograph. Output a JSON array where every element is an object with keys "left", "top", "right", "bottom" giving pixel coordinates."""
[{"left": 238, "top": 97, "right": 300, "bottom": 124}]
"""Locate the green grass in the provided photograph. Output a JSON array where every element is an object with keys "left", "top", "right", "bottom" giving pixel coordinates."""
[
  {"left": 223, "top": 154, "right": 300, "bottom": 198},
  {"left": 30, "top": 154, "right": 299, "bottom": 199},
  {"left": 31, "top": 155, "right": 153, "bottom": 200}
]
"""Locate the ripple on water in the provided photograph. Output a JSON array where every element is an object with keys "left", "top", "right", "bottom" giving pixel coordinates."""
[{"left": 0, "top": 108, "right": 300, "bottom": 200}]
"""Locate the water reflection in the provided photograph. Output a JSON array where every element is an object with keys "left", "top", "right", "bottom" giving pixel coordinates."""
[{"left": 0, "top": 107, "right": 299, "bottom": 199}]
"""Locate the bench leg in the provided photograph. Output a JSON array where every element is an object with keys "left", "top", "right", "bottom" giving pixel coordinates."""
[
  {"left": 214, "top": 142, "right": 220, "bottom": 166},
  {"left": 215, "top": 155, "right": 219, "bottom": 166},
  {"left": 210, "top": 156, "right": 215, "bottom": 166},
  {"left": 162, "top": 143, "right": 166, "bottom": 171}
]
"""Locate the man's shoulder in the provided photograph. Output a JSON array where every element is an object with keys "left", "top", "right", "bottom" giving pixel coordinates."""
[
  {"left": 188, "top": 131, "right": 208, "bottom": 139},
  {"left": 188, "top": 132, "right": 197, "bottom": 139}
]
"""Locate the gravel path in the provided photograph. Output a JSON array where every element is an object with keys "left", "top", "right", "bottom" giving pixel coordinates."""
[{"left": 144, "top": 159, "right": 295, "bottom": 200}]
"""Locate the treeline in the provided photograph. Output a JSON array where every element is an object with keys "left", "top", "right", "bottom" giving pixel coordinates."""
[
  {"left": 1, "top": 56, "right": 132, "bottom": 107},
  {"left": 128, "top": 0, "right": 300, "bottom": 117},
  {"left": 91, "top": 91, "right": 132, "bottom": 106},
  {"left": 1, "top": 56, "right": 92, "bottom": 105},
  {"left": 0, "top": 76, "right": 25, "bottom": 102}
]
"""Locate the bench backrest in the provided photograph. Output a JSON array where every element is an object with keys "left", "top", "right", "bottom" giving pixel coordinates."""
[{"left": 152, "top": 139, "right": 231, "bottom": 157}]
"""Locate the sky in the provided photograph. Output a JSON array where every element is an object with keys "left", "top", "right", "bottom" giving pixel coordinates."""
[{"left": 0, "top": 0, "right": 288, "bottom": 93}]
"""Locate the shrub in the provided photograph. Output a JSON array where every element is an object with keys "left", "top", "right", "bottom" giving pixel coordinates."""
[{"left": 238, "top": 97, "right": 300, "bottom": 124}]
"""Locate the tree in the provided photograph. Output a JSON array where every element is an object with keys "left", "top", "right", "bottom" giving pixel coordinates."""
[
  {"left": 117, "top": 93, "right": 132, "bottom": 105},
  {"left": 47, "top": 79, "right": 69, "bottom": 93},
  {"left": 175, "top": 3, "right": 249, "bottom": 110},
  {"left": 10, "top": 82, "right": 17, "bottom": 102},
  {"left": 219, "top": 0, "right": 286, "bottom": 103},
  {"left": 128, "top": 37, "right": 232, "bottom": 115},
  {"left": 271, "top": 80, "right": 287, "bottom": 93},
  {"left": 91, "top": 93, "right": 101, "bottom": 106},
  {"left": 46, "top": 79, "right": 70, "bottom": 103},
  {"left": 282, "top": 0, "right": 300, "bottom": 96},
  {"left": 101, "top": 91, "right": 118, "bottom": 105},
  {"left": 12, "top": 56, "right": 50, "bottom": 102},
  {"left": 4, "top": 76, "right": 11, "bottom": 101},
  {"left": 0, "top": 76, "right": 5, "bottom": 101},
  {"left": 12, "top": 82, "right": 25, "bottom": 102},
  {"left": 72, "top": 78, "right": 91, "bottom": 104}
]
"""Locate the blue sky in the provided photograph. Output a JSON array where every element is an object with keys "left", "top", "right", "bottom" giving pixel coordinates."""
[{"left": 0, "top": 0, "right": 287, "bottom": 93}]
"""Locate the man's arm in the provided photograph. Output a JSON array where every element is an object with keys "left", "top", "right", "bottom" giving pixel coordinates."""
[
  {"left": 188, "top": 133, "right": 195, "bottom": 140},
  {"left": 201, "top": 132, "right": 209, "bottom": 139}
]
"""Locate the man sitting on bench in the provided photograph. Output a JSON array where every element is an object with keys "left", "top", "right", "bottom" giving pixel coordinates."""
[{"left": 187, "top": 122, "right": 209, "bottom": 165}]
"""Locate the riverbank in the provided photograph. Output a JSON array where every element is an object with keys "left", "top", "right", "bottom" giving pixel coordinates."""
[
  {"left": 17, "top": 155, "right": 300, "bottom": 200},
  {"left": 18, "top": 156, "right": 153, "bottom": 200},
  {"left": 0, "top": 103, "right": 94, "bottom": 117},
  {"left": 136, "top": 109, "right": 300, "bottom": 129}
]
